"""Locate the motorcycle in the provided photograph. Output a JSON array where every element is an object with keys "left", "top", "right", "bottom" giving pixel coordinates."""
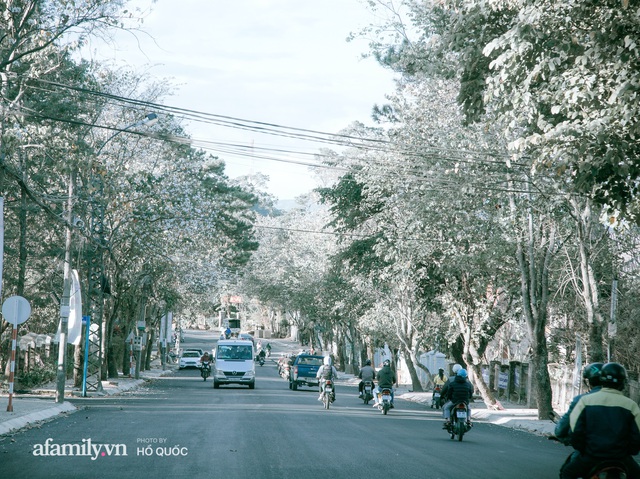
[
  {"left": 321, "top": 380, "right": 335, "bottom": 410},
  {"left": 362, "top": 381, "right": 374, "bottom": 405},
  {"left": 446, "top": 402, "right": 471, "bottom": 441},
  {"left": 431, "top": 385, "right": 442, "bottom": 409},
  {"left": 548, "top": 412, "right": 628, "bottom": 479},
  {"left": 200, "top": 361, "right": 211, "bottom": 381},
  {"left": 377, "top": 388, "right": 393, "bottom": 415}
]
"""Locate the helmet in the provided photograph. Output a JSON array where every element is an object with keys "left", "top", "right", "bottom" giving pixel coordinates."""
[
  {"left": 582, "top": 362, "right": 604, "bottom": 388},
  {"left": 457, "top": 369, "right": 468, "bottom": 378},
  {"left": 323, "top": 356, "right": 332, "bottom": 366},
  {"left": 365, "top": 359, "right": 371, "bottom": 366},
  {"left": 383, "top": 359, "right": 391, "bottom": 367},
  {"left": 452, "top": 364, "right": 462, "bottom": 374},
  {"left": 600, "top": 362, "right": 627, "bottom": 390}
]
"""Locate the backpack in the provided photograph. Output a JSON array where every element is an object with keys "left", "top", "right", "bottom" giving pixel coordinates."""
[{"left": 320, "top": 365, "right": 333, "bottom": 380}]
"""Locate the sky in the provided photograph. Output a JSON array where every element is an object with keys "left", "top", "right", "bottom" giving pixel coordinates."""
[{"left": 88, "top": 0, "right": 397, "bottom": 200}]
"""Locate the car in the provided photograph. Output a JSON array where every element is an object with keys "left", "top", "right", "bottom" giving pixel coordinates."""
[
  {"left": 178, "top": 350, "right": 202, "bottom": 369},
  {"left": 238, "top": 333, "right": 255, "bottom": 345},
  {"left": 184, "top": 348, "right": 204, "bottom": 357}
]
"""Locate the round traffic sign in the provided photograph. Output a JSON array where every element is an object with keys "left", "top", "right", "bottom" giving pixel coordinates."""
[{"left": 2, "top": 295, "right": 31, "bottom": 325}]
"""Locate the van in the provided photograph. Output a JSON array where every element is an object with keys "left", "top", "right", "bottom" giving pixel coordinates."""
[{"left": 212, "top": 339, "right": 255, "bottom": 389}]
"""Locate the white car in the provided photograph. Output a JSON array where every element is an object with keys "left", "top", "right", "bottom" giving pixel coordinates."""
[{"left": 179, "top": 350, "right": 202, "bottom": 369}]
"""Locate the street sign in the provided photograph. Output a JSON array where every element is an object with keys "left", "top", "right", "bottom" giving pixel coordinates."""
[
  {"left": 2, "top": 295, "right": 31, "bottom": 325},
  {"left": 133, "top": 336, "right": 143, "bottom": 351}
]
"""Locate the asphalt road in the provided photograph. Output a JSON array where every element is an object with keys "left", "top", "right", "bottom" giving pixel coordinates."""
[{"left": 0, "top": 331, "right": 569, "bottom": 479}]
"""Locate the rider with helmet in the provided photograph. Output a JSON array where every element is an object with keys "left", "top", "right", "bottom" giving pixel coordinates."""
[
  {"left": 441, "top": 368, "right": 474, "bottom": 429},
  {"left": 316, "top": 356, "right": 339, "bottom": 402},
  {"left": 560, "top": 362, "right": 640, "bottom": 479},
  {"left": 357, "top": 359, "right": 376, "bottom": 398},
  {"left": 554, "top": 362, "right": 603, "bottom": 444},
  {"left": 434, "top": 368, "right": 448, "bottom": 388},
  {"left": 373, "top": 359, "right": 397, "bottom": 407}
]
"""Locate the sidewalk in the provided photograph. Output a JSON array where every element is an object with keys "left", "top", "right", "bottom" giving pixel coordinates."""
[{"left": 0, "top": 359, "right": 174, "bottom": 436}]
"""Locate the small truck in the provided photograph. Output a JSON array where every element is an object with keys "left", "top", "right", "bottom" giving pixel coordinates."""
[{"left": 288, "top": 354, "right": 325, "bottom": 390}]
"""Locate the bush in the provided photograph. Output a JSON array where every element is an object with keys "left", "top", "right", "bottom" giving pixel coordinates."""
[{"left": 16, "top": 363, "right": 57, "bottom": 388}]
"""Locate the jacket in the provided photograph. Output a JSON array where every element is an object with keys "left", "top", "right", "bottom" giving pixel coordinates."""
[
  {"left": 569, "top": 387, "right": 640, "bottom": 459},
  {"left": 358, "top": 365, "right": 376, "bottom": 382},
  {"left": 554, "top": 386, "right": 601, "bottom": 442},
  {"left": 433, "top": 373, "right": 448, "bottom": 387},
  {"left": 442, "top": 375, "right": 474, "bottom": 405},
  {"left": 376, "top": 365, "right": 396, "bottom": 388}
]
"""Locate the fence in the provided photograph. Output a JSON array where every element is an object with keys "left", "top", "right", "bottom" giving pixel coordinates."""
[{"left": 400, "top": 353, "right": 640, "bottom": 412}]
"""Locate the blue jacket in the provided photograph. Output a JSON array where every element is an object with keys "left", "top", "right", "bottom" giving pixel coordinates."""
[{"left": 570, "top": 387, "right": 640, "bottom": 459}]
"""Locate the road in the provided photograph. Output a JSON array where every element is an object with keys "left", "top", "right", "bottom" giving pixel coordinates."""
[{"left": 0, "top": 330, "right": 568, "bottom": 479}]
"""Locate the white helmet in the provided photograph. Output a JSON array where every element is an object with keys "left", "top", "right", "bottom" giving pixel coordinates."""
[
  {"left": 323, "top": 356, "right": 332, "bottom": 366},
  {"left": 452, "top": 364, "right": 462, "bottom": 374}
]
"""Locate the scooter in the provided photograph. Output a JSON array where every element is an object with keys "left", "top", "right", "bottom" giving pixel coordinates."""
[
  {"left": 377, "top": 388, "right": 393, "bottom": 415},
  {"left": 431, "top": 385, "right": 442, "bottom": 409},
  {"left": 200, "top": 361, "right": 211, "bottom": 381},
  {"left": 321, "top": 380, "right": 335, "bottom": 410},
  {"left": 445, "top": 402, "right": 471, "bottom": 441},
  {"left": 548, "top": 412, "right": 628, "bottom": 479},
  {"left": 362, "top": 381, "right": 374, "bottom": 405}
]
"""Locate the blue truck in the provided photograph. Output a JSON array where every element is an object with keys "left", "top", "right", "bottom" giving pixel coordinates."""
[{"left": 288, "top": 354, "right": 325, "bottom": 390}]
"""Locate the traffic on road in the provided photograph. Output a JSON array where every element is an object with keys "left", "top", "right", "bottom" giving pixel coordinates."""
[{"left": 0, "top": 330, "right": 570, "bottom": 479}]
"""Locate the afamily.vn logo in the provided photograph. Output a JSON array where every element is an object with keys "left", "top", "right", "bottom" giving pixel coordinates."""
[{"left": 33, "top": 438, "right": 127, "bottom": 460}]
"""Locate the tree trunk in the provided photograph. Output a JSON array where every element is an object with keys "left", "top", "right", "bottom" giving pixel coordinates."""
[
  {"left": 73, "top": 343, "right": 83, "bottom": 387},
  {"left": 467, "top": 362, "right": 503, "bottom": 410},
  {"left": 402, "top": 348, "right": 424, "bottom": 392},
  {"left": 510, "top": 179, "right": 555, "bottom": 420},
  {"left": 571, "top": 198, "right": 606, "bottom": 362}
]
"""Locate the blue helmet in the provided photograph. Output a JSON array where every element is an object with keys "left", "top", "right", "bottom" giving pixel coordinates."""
[{"left": 457, "top": 369, "right": 468, "bottom": 378}]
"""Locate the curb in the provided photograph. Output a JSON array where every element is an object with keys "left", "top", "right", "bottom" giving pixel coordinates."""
[{"left": 0, "top": 402, "right": 77, "bottom": 436}]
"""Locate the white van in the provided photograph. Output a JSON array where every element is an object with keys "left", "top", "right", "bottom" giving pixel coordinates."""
[{"left": 212, "top": 339, "right": 255, "bottom": 389}]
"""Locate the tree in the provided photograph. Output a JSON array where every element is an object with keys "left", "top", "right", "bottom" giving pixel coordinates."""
[{"left": 364, "top": 1, "right": 640, "bottom": 221}]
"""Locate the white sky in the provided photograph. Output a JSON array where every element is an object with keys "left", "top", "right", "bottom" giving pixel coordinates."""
[{"left": 89, "top": 0, "right": 397, "bottom": 200}]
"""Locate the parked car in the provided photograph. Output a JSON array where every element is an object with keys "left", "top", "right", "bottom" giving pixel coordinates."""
[{"left": 179, "top": 350, "right": 202, "bottom": 369}]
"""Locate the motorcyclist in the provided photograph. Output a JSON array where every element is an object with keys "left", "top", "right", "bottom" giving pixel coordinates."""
[
  {"left": 373, "top": 359, "right": 397, "bottom": 408},
  {"left": 446, "top": 364, "right": 462, "bottom": 386},
  {"left": 432, "top": 368, "right": 448, "bottom": 406},
  {"left": 561, "top": 362, "right": 640, "bottom": 479},
  {"left": 441, "top": 368, "right": 474, "bottom": 429},
  {"left": 265, "top": 343, "right": 272, "bottom": 356},
  {"left": 200, "top": 351, "right": 211, "bottom": 365},
  {"left": 357, "top": 359, "right": 376, "bottom": 398},
  {"left": 554, "top": 362, "right": 603, "bottom": 444},
  {"left": 316, "top": 356, "right": 339, "bottom": 402},
  {"left": 434, "top": 368, "right": 448, "bottom": 388}
]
